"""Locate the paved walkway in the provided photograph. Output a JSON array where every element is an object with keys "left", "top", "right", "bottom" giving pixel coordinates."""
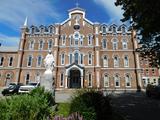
[{"left": 111, "top": 92, "right": 160, "bottom": 120}]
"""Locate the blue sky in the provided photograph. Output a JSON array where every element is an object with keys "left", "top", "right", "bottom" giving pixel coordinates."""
[{"left": 0, "top": 0, "right": 124, "bottom": 46}]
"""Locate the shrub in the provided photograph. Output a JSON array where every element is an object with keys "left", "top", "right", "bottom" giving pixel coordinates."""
[
  {"left": 70, "top": 89, "right": 112, "bottom": 120},
  {"left": 0, "top": 87, "right": 55, "bottom": 120}
]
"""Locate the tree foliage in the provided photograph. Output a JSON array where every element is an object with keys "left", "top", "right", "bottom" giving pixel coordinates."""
[{"left": 115, "top": 0, "right": 160, "bottom": 67}]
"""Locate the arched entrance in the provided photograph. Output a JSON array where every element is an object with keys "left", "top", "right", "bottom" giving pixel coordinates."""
[{"left": 69, "top": 69, "right": 81, "bottom": 88}]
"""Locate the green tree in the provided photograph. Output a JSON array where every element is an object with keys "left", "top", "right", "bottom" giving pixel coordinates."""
[{"left": 115, "top": 0, "right": 160, "bottom": 67}]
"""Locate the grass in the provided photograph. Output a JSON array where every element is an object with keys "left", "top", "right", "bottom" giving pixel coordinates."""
[{"left": 55, "top": 103, "right": 71, "bottom": 117}]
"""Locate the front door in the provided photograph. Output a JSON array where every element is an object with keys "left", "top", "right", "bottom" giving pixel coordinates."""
[{"left": 69, "top": 69, "right": 81, "bottom": 88}]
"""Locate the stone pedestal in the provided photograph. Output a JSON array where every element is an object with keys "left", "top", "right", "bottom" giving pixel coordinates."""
[{"left": 40, "top": 70, "right": 54, "bottom": 92}]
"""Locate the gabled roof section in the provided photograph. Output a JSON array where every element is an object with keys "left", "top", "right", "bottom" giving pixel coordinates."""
[
  {"left": 65, "top": 62, "right": 84, "bottom": 69},
  {"left": 68, "top": 7, "right": 85, "bottom": 13}
]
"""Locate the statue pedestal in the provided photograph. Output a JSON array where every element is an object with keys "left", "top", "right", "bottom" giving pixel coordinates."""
[{"left": 40, "top": 70, "right": 54, "bottom": 92}]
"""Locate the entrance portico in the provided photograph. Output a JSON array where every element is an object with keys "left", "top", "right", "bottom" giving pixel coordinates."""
[{"left": 65, "top": 63, "right": 84, "bottom": 88}]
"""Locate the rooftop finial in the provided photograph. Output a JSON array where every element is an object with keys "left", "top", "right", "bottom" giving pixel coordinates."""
[
  {"left": 75, "top": 0, "right": 79, "bottom": 8},
  {"left": 24, "top": 17, "right": 28, "bottom": 27}
]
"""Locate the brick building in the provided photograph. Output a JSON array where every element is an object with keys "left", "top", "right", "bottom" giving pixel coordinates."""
[{"left": 0, "top": 7, "right": 153, "bottom": 91}]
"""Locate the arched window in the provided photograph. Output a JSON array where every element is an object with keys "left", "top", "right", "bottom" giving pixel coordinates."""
[
  {"left": 29, "top": 41, "right": 34, "bottom": 50},
  {"left": 5, "top": 73, "right": 12, "bottom": 86},
  {"left": 122, "top": 39, "right": 128, "bottom": 49},
  {"left": 104, "top": 74, "right": 109, "bottom": 87},
  {"left": 88, "top": 53, "right": 92, "bottom": 65},
  {"left": 69, "top": 54, "right": 72, "bottom": 64},
  {"left": 74, "top": 52, "right": 79, "bottom": 64},
  {"left": 114, "top": 74, "right": 120, "bottom": 87},
  {"left": 25, "top": 73, "right": 30, "bottom": 84},
  {"left": 113, "top": 26, "right": 116, "bottom": 33},
  {"left": 49, "top": 26, "right": 54, "bottom": 34},
  {"left": 39, "top": 40, "right": 44, "bottom": 50},
  {"left": 88, "top": 34, "right": 93, "bottom": 45},
  {"left": 74, "top": 33, "right": 79, "bottom": 45},
  {"left": 37, "top": 55, "right": 42, "bottom": 67},
  {"left": 112, "top": 39, "right": 118, "bottom": 50},
  {"left": 125, "top": 74, "right": 131, "bottom": 87},
  {"left": 124, "top": 56, "right": 129, "bottom": 67},
  {"left": 102, "top": 26, "right": 107, "bottom": 33},
  {"left": 27, "top": 55, "right": 32, "bottom": 67},
  {"left": 103, "top": 56, "right": 108, "bottom": 67},
  {"left": 88, "top": 73, "right": 92, "bottom": 87},
  {"left": 61, "top": 53, "right": 65, "bottom": 65},
  {"left": 8, "top": 57, "right": 13, "bottom": 67},
  {"left": 48, "top": 40, "right": 52, "bottom": 50},
  {"left": 122, "top": 26, "right": 125, "bottom": 33},
  {"left": 60, "top": 73, "right": 64, "bottom": 87},
  {"left": 0, "top": 56, "right": 4, "bottom": 66},
  {"left": 102, "top": 39, "right": 107, "bottom": 49},
  {"left": 114, "top": 56, "right": 119, "bottom": 67}
]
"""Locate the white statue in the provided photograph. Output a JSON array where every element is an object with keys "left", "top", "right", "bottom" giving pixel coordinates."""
[{"left": 44, "top": 50, "right": 55, "bottom": 71}]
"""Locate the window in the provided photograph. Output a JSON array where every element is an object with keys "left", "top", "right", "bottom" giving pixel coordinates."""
[
  {"left": 103, "top": 56, "right": 108, "bottom": 67},
  {"left": 29, "top": 41, "right": 34, "bottom": 50},
  {"left": 114, "top": 75, "right": 120, "bottom": 87},
  {"left": 0, "top": 56, "right": 4, "bottom": 66},
  {"left": 69, "top": 54, "right": 72, "bottom": 64},
  {"left": 39, "top": 40, "right": 44, "bottom": 50},
  {"left": 62, "top": 35, "right": 66, "bottom": 45},
  {"left": 125, "top": 74, "right": 131, "bottom": 87},
  {"left": 74, "top": 33, "right": 79, "bottom": 45},
  {"left": 60, "top": 73, "right": 64, "bottom": 87},
  {"left": 114, "top": 56, "right": 119, "bottom": 67},
  {"left": 122, "top": 26, "right": 125, "bottom": 33},
  {"left": 88, "top": 73, "right": 92, "bottom": 87},
  {"left": 25, "top": 73, "right": 30, "bottom": 84},
  {"left": 48, "top": 40, "right": 52, "bottom": 49},
  {"left": 40, "top": 27, "right": 44, "bottom": 33},
  {"left": 104, "top": 74, "right": 109, "bottom": 87},
  {"left": 70, "top": 36, "right": 73, "bottom": 45},
  {"left": 49, "top": 26, "right": 54, "bottom": 34},
  {"left": 102, "top": 26, "right": 107, "bottom": 33},
  {"left": 74, "top": 53, "right": 79, "bottom": 64},
  {"left": 88, "top": 35, "right": 92, "bottom": 45},
  {"left": 124, "top": 56, "right": 129, "bottom": 67},
  {"left": 152, "top": 69, "right": 155, "bottom": 75},
  {"left": 122, "top": 39, "right": 128, "bottom": 49},
  {"left": 102, "top": 39, "right": 107, "bottom": 49},
  {"left": 61, "top": 53, "right": 65, "bottom": 65},
  {"left": 146, "top": 69, "right": 149, "bottom": 76},
  {"left": 80, "top": 36, "right": 83, "bottom": 45},
  {"left": 5, "top": 73, "right": 12, "bottom": 86},
  {"left": 37, "top": 55, "right": 42, "bottom": 67},
  {"left": 8, "top": 57, "right": 13, "bottom": 67},
  {"left": 27, "top": 55, "right": 32, "bottom": 67},
  {"left": 31, "top": 27, "right": 34, "bottom": 34},
  {"left": 112, "top": 39, "right": 118, "bottom": 50},
  {"left": 80, "top": 54, "right": 83, "bottom": 64},
  {"left": 113, "top": 26, "right": 116, "bottom": 33},
  {"left": 88, "top": 53, "right": 92, "bottom": 65}
]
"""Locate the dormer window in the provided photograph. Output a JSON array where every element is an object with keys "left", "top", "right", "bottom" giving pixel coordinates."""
[
  {"left": 31, "top": 27, "right": 35, "bottom": 34},
  {"left": 122, "top": 26, "right": 125, "bottom": 33},
  {"left": 40, "top": 27, "right": 44, "bottom": 33},
  {"left": 113, "top": 26, "right": 116, "bottom": 33},
  {"left": 102, "top": 26, "right": 107, "bottom": 33}
]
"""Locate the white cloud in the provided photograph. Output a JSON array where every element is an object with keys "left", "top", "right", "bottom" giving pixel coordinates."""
[
  {"left": 94, "top": 0, "right": 123, "bottom": 24},
  {"left": 0, "top": 33, "right": 19, "bottom": 46},
  {"left": 0, "top": 0, "right": 60, "bottom": 29}
]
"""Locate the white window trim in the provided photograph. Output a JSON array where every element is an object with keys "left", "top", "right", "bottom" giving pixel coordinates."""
[
  {"left": 62, "top": 35, "right": 66, "bottom": 46},
  {"left": 8, "top": 56, "right": 13, "bottom": 67},
  {"left": 88, "top": 53, "right": 92, "bottom": 65},
  {"left": 103, "top": 55, "right": 108, "bottom": 67},
  {"left": 122, "top": 39, "right": 128, "bottom": 49},
  {"left": 104, "top": 74, "right": 109, "bottom": 87},
  {"left": 61, "top": 53, "right": 65, "bottom": 65},
  {"left": 37, "top": 55, "right": 43, "bottom": 67},
  {"left": 29, "top": 40, "right": 34, "bottom": 50},
  {"left": 113, "top": 56, "right": 119, "bottom": 67},
  {"left": 87, "top": 34, "right": 93, "bottom": 46},
  {"left": 124, "top": 55, "right": 129, "bottom": 67},
  {"left": 48, "top": 39, "right": 53, "bottom": 50},
  {"left": 39, "top": 40, "right": 44, "bottom": 50},
  {"left": 102, "top": 39, "right": 107, "bottom": 49}
]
